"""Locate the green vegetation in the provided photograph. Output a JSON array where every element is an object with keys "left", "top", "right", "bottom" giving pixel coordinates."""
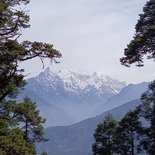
[
  {"left": 93, "top": 0, "right": 155, "bottom": 154},
  {"left": 120, "top": 0, "right": 155, "bottom": 67},
  {"left": 137, "top": 80, "right": 155, "bottom": 154},
  {"left": 92, "top": 114, "right": 117, "bottom": 155},
  {"left": 0, "top": 0, "right": 61, "bottom": 154},
  {"left": 120, "top": 0, "right": 155, "bottom": 152},
  {"left": 93, "top": 81, "right": 155, "bottom": 155},
  {"left": 114, "top": 110, "right": 142, "bottom": 155}
]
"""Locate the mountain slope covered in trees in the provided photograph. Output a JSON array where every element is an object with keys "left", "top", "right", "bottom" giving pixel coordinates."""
[{"left": 37, "top": 99, "right": 141, "bottom": 155}]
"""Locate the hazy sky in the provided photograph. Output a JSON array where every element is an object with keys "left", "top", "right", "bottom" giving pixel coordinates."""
[{"left": 20, "top": 0, "right": 154, "bottom": 84}]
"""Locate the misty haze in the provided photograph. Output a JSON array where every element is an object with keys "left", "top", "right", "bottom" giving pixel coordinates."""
[{"left": 0, "top": 0, "right": 154, "bottom": 155}]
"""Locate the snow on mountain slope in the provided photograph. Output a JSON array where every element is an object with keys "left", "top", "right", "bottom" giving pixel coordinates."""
[
  {"left": 21, "top": 67, "right": 126, "bottom": 126},
  {"left": 34, "top": 67, "right": 125, "bottom": 94}
]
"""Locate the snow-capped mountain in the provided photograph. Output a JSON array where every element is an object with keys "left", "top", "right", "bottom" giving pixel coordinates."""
[
  {"left": 37, "top": 81, "right": 150, "bottom": 155},
  {"left": 33, "top": 67, "right": 125, "bottom": 95},
  {"left": 20, "top": 67, "right": 126, "bottom": 126},
  {"left": 36, "top": 80, "right": 150, "bottom": 154}
]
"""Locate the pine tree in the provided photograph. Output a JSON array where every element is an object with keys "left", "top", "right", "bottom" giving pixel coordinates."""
[
  {"left": 137, "top": 80, "right": 155, "bottom": 155},
  {"left": 120, "top": 0, "right": 155, "bottom": 67},
  {"left": 0, "top": 128, "right": 36, "bottom": 155},
  {"left": 0, "top": 0, "right": 61, "bottom": 154},
  {"left": 114, "top": 110, "right": 143, "bottom": 155},
  {"left": 15, "top": 97, "right": 47, "bottom": 145},
  {"left": 0, "top": 0, "right": 61, "bottom": 103},
  {"left": 92, "top": 114, "right": 117, "bottom": 155},
  {"left": 120, "top": 0, "right": 155, "bottom": 154},
  {"left": 0, "top": 100, "right": 36, "bottom": 154}
]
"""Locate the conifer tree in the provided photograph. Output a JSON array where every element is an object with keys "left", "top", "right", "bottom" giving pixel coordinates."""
[
  {"left": 0, "top": 100, "right": 36, "bottom": 154},
  {"left": 120, "top": 0, "right": 155, "bottom": 153},
  {"left": 15, "top": 97, "right": 47, "bottom": 145},
  {"left": 0, "top": 0, "right": 61, "bottom": 103},
  {"left": 0, "top": 128, "right": 36, "bottom": 155},
  {"left": 137, "top": 80, "right": 155, "bottom": 155},
  {"left": 120, "top": 0, "right": 155, "bottom": 67},
  {"left": 0, "top": 0, "right": 61, "bottom": 154},
  {"left": 92, "top": 114, "right": 117, "bottom": 155},
  {"left": 114, "top": 110, "right": 143, "bottom": 155}
]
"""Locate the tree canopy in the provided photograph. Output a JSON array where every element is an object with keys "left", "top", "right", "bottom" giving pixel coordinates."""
[
  {"left": 114, "top": 110, "right": 143, "bottom": 155},
  {"left": 120, "top": 0, "right": 155, "bottom": 67},
  {"left": 0, "top": 0, "right": 61, "bottom": 103},
  {"left": 92, "top": 114, "right": 117, "bottom": 155},
  {"left": 0, "top": 0, "right": 61, "bottom": 154},
  {"left": 137, "top": 80, "right": 155, "bottom": 154}
]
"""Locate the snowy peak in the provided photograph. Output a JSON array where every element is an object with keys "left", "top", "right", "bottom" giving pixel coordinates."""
[
  {"left": 23, "top": 68, "right": 127, "bottom": 126},
  {"left": 34, "top": 67, "right": 126, "bottom": 94}
]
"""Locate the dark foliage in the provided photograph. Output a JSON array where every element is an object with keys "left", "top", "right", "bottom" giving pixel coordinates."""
[
  {"left": 120, "top": 0, "right": 155, "bottom": 67},
  {"left": 92, "top": 114, "right": 117, "bottom": 155},
  {"left": 114, "top": 110, "right": 143, "bottom": 155},
  {"left": 0, "top": 0, "right": 61, "bottom": 154},
  {"left": 137, "top": 80, "right": 155, "bottom": 154}
]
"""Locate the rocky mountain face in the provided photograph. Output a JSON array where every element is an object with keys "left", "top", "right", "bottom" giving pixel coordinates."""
[{"left": 20, "top": 67, "right": 126, "bottom": 126}]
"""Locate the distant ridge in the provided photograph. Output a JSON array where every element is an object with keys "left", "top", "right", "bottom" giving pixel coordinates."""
[
  {"left": 37, "top": 99, "right": 141, "bottom": 155},
  {"left": 20, "top": 68, "right": 126, "bottom": 126},
  {"left": 91, "top": 82, "right": 149, "bottom": 116}
]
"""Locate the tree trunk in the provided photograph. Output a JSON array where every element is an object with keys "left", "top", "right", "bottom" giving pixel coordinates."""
[
  {"left": 108, "top": 134, "right": 111, "bottom": 155},
  {"left": 131, "top": 136, "right": 134, "bottom": 155},
  {"left": 153, "top": 91, "right": 155, "bottom": 154},
  {"left": 25, "top": 118, "right": 28, "bottom": 145}
]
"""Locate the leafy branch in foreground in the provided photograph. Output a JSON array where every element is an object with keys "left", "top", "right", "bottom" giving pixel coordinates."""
[{"left": 0, "top": 0, "right": 61, "bottom": 154}]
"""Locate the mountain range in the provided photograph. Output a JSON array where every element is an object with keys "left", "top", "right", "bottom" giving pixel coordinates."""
[
  {"left": 18, "top": 68, "right": 150, "bottom": 154},
  {"left": 37, "top": 81, "right": 149, "bottom": 154},
  {"left": 37, "top": 99, "right": 142, "bottom": 155},
  {"left": 20, "top": 67, "right": 126, "bottom": 126},
  {"left": 91, "top": 82, "right": 149, "bottom": 116}
]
